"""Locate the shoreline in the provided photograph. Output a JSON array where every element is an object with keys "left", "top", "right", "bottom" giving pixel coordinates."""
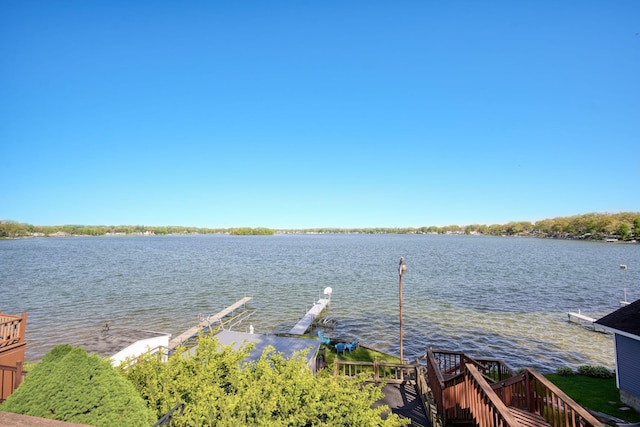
[{"left": 2, "top": 232, "right": 638, "bottom": 244}]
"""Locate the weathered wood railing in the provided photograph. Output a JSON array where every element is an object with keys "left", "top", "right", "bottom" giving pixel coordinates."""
[
  {"left": 0, "top": 312, "right": 28, "bottom": 402},
  {"left": 415, "top": 364, "right": 444, "bottom": 427},
  {"left": 492, "top": 368, "right": 603, "bottom": 427},
  {"left": 424, "top": 348, "right": 603, "bottom": 427},
  {"left": 475, "top": 356, "right": 514, "bottom": 382},
  {"left": 425, "top": 350, "right": 447, "bottom": 426},
  {"left": 427, "top": 349, "right": 513, "bottom": 381},
  {"left": 0, "top": 312, "right": 26, "bottom": 350},
  {"left": 334, "top": 359, "right": 416, "bottom": 383},
  {"left": 0, "top": 361, "right": 27, "bottom": 403},
  {"left": 464, "top": 363, "right": 521, "bottom": 427},
  {"left": 335, "top": 358, "right": 433, "bottom": 425},
  {"left": 424, "top": 349, "right": 515, "bottom": 425}
]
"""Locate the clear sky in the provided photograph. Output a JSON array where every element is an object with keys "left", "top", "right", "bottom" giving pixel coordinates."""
[{"left": 1, "top": 1, "right": 638, "bottom": 229}]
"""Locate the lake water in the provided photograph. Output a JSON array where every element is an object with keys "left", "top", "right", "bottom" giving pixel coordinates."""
[{"left": 2, "top": 234, "right": 638, "bottom": 372}]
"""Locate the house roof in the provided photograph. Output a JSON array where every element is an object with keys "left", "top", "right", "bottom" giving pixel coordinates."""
[
  {"left": 80, "top": 327, "right": 170, "bottom": 358},
  {"left": 594, "top": 299, "right": 640, "bottom": 338},
  {"left": 215, "top": 330, "right": 321, "bottom": 364}
]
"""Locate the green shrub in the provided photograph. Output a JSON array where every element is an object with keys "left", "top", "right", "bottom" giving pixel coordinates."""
[
  {"left": 555, "top": 366, "right": 575, "bottom": 376},
  {"left": 122, "top": 336, "right": 409, "bottom": 426},
  {"left": 577, "top": 365, "right": 615, "bottom": 378},
  {"left": 0, "top": 345, "right": 155, "bottom": 426}
]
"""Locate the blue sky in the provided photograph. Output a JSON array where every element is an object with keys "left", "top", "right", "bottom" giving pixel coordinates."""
[{"left": 1, "top": 1, "right": 638, "bottom": 229}]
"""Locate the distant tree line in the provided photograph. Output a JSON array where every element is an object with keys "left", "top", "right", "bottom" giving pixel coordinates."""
[
  {"left": 1, "top": 212, "right": 639, "bottom": 241},
  {"left": 0, "top": 223, "right": 274, "bottom": 238},
  {"left": 275, "top": 212, "right": 640, "bottom": 241},
  {"left": 228, "top": 227, "right": 274, "bottom": 235}
]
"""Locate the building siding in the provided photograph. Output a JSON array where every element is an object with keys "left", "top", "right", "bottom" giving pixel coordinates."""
[{"left": 616, "top": 334, "right": 640, "bottom": 398}]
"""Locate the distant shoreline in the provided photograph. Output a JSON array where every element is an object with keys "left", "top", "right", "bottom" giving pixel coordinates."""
[
  {"left": 2, "top": 230, "right": 638, "bottom": 245},
  {"left": 2, "top": 211, "right": 639, "bottom": 242}
]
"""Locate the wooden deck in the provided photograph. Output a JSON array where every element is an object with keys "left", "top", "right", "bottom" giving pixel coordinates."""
[
  {"left": 289, "top": 297, "right": 330, "bottom": 335},
  {"left": 168, "top": 297, "right": 252, "bottom": 349},
  {"left": 377, "top": 383, "right": 429, "bottom": 427},
  {"left": 0, "top": 311, "right": 27, "bottom": 402}
]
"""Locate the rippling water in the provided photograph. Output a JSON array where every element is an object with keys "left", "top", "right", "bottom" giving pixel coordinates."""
[{"left": 2, "top": 234, "right": 638, "bottom": 372}]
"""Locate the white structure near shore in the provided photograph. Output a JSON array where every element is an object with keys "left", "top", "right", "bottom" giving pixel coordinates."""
[{"left": 81, "top": 327, "right": 170, "bottom": 366}]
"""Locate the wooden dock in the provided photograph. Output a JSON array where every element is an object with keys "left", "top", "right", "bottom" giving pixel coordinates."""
[
  {"left": 289, "top": 297, "right": 330, "bottom": 335},
  {"left": 567, "top": 310, "right": 607, "bottom": 332},
  {"left": 169, "top": 297, "right": 252, "bottom": 349}
]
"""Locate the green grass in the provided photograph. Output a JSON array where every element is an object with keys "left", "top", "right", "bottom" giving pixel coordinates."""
[
  {"left": 323, "top": 344, "right": 401, "bottom": 365},
  {"left": 545, "top": 374, "right": 640, "bottom": 423}
]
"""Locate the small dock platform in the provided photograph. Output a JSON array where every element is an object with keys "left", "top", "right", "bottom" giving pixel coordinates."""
[
  {"left": 169, "top": 297, "right": 252, "bottom": 349},
  {"left": 567, "top": 310, "right": 607, "bottom": 332},
  {"left": 289, "top": 297, "right": 330, "bottom": 335}
]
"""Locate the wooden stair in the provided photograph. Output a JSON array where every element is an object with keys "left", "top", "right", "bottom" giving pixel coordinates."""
[{"left": 508, "top": 407, "right": 551, "bottom": 427}]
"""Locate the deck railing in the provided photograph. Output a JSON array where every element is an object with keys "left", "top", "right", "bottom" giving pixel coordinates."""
[
  {"left": 474, "top": 356, "right": 515, "bottom": 382},
  {"left": 424, "top": 349, "right": 515, "bottom": 425},
  {"left": 424, "top": 349, "right": 604, "bottom": 427},
  {"left": 493, "top": 368, "right": 603, "bottom": 427},
  {"left": 464, "top": 363, "right": 521, "bottom": 427},
  {"left": 0, "top": 312, "right": 26, "bottom": 350},
  {"left": 335, "top": 358, "right": 434, "bottom": 426},
  {"left": 424, "top": 350, "right": 447, "bottom": 425},
  {"left": 426, "top": 349, "right": 513, "bottom": 381},
  {"left": 333, "top": 359, "right": 416, "bottom": 383},
  {"left": 0, "top": 312, "right": 27, "bottom": 402},
  {"left": 415, "top": 364, "right": 444, "bottom": 427}
]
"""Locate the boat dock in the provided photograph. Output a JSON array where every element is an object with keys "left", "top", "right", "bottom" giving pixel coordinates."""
[
  {"left": 567, "top": 310, "right": 607, "bottom": 332},
  {"left": 169, "top": 297, "right": 252, "bottom": 349},
  {"left": 289, "top": 290, "right": 331, "bottom": 335}
]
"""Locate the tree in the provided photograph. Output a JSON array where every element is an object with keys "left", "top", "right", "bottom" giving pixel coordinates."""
[
  {"left": 617, "top": 223, "right": 630, "bottom": 240},
  {"left": 0, "top": 345, "right": 155, "bottom": 426},
  {"left": 634, "top": 218, "right": 640, "bottom": 238},
  {"left": 121, "top": 336, "right": 408, "bottom": 426},
  {"left": 229, "top": 227, "right": 275, "bottom": 235},
  {"left": 0, "top": 220, "right": 27, "bottom": 238}
]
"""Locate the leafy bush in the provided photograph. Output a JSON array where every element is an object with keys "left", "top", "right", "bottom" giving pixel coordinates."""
[
  {"left": 555, "top": 366, "right": 575, "bottom": 376},
  {"left": 121, "top": 336, "right": 409, "bottom": 426},
  {"left": 577, "top": 365, "right": 615, "bottom": 379},
  {"left": 0, "top": 345, "right": 155, "bottom": 426}
]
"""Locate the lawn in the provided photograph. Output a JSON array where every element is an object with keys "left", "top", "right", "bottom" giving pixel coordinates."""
[
  {"left": 545, "top": 374, "right": 640, "bottom": 423},
  {"left": 323, "top": 343, "right": 401, "bottom": 365}
]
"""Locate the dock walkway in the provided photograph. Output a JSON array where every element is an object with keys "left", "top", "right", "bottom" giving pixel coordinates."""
[
  {"left": 289, "top": 297, "right": 330, "bottom": 335},
  {"left": 567, "top": 310, "right": 607, "bottom": 332},
  {"left": 169, "top": 297, "right": 252, "bottom": 349}
]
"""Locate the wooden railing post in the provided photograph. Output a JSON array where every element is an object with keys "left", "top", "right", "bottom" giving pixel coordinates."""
[
  {"left": 20, "top": 313, "right": 27, "bottom": 341},
  {"left": 525, "top": 369, "right": 533, "bottom": 413},
  {"left": 464, "top": 364, "right": 520, "bottom": 427},
  {"left": 524, "top": 368, "right": 603, "bottom": 427},
  {"left": 13, "top": 361, "right": 23, "bottom": 390}
]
